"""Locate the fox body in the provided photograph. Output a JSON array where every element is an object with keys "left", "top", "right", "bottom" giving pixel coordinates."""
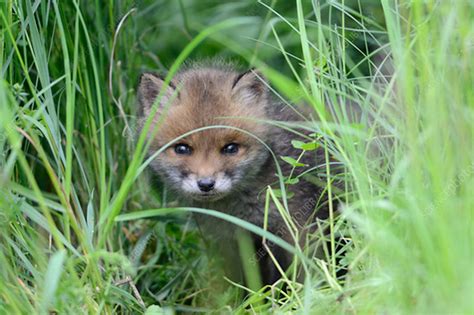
[{"left": 137, "top": 63, "right": 329, "bottom": 284}]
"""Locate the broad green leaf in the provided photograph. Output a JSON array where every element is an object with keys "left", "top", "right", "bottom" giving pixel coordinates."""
[
  {"left": 40, "top": 250, "right": 66, "bottom": 313},
  {"left": 285, "top": 177, "right": 300, "bottom": 185},
  {"left": 145, "top": 305, "right": 165, "bottom": 315},
  {"left": 281, "top": 156, "right": 307, "bottom": 167},
  {"left": 291, "top": 140, "right": 319, "bottom": 151}
]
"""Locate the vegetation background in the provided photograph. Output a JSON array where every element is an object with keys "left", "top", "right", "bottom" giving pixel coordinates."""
[{"left": 0, "top": 0, "right": 472, "bottom": 313}]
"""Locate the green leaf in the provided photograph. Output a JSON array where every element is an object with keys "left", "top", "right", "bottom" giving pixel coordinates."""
[
  {"left": 292, "top": 140, "right": 319, "bottom": 151},
  {"left": 145, "top": 305, "right": 165, "bottom": 315},
  {"left": 281, "top": 156, "right": 307, "bottom": 167},
  {"left": 308, "top": 133, "right": 323, "bottom": 140},
  {"left": 291, "top": 140, "right": 306, "bottom": 149},
  {"left": 272, "top": 189, "right": 295, "bottom": 199},
  {"left": 40, "top": 250, "right": 66, "bottom": 313},
  {"left": 285, "top": 177, "right": 300, "bottom": 185},
  {"left": 301, "top": 142, "right": 319, "bottom": 151}
]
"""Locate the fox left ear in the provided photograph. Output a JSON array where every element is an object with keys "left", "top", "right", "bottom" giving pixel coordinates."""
[
  {"left": 231, "top": 69, "right": 268, "bottom": 104},
  {"left": 137, "top": 72, "right": 177, "bottom": 118}
]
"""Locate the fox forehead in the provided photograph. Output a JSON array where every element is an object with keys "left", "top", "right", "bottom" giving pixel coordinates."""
[
  {"left": 153, "top": 69, "right": 268, "bottom": 146},
  {"left": 156, "top": 106, "right": 264, "bottom": 146}
]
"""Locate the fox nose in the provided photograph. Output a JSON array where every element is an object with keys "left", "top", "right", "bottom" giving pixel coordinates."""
[{"left": 197, "top": 178, "right": 215, "bottom": 192}]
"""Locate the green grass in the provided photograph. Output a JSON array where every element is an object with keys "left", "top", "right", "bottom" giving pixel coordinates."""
[{"left": 0, "top": 0, "right": 473, "bottom": 313}]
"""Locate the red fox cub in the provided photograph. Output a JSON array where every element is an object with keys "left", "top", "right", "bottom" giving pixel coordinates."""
[{"left": 137, "top": 62, "right": 331, "bottom": 285}]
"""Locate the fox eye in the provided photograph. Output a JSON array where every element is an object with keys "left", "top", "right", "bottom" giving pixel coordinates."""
[
  {"left": 221, "top": 143, "right": 239, "bottom": 155},
  {"left": 174, "top": 143, "right": 192, "bottom": 155}
]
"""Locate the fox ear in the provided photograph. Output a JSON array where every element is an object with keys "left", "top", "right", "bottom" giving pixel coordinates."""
[
  {"left": 137, "top": 72, "right": 176, "bottom": 117},
  {"left": 231, "top": 69, "right": 268, "bottom": 104}
]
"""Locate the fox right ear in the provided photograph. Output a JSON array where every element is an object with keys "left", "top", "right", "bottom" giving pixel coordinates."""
[
  {"left": 231, "top": 69, "right": 268, "bottom": 105},
  {"left": 137, "top": 72, "right": 176, "bottom": 117}
]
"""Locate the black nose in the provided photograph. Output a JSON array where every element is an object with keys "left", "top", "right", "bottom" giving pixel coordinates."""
[{"left": 197, "top": 178, "right": 215, "bottom": 192}]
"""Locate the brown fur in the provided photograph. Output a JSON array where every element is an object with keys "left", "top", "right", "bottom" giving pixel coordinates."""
[{"left": 137, "top": 62, "right": 331, "bottom": 285}]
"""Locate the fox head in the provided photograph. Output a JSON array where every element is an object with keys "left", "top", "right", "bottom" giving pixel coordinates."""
[{"left": 137, "top": 66, "right": 273, "bottom": 201}]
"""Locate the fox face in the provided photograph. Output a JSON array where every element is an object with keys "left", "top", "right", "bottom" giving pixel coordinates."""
[{"left": 137, "top": 66, "right": 272, "bottom": 201}]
